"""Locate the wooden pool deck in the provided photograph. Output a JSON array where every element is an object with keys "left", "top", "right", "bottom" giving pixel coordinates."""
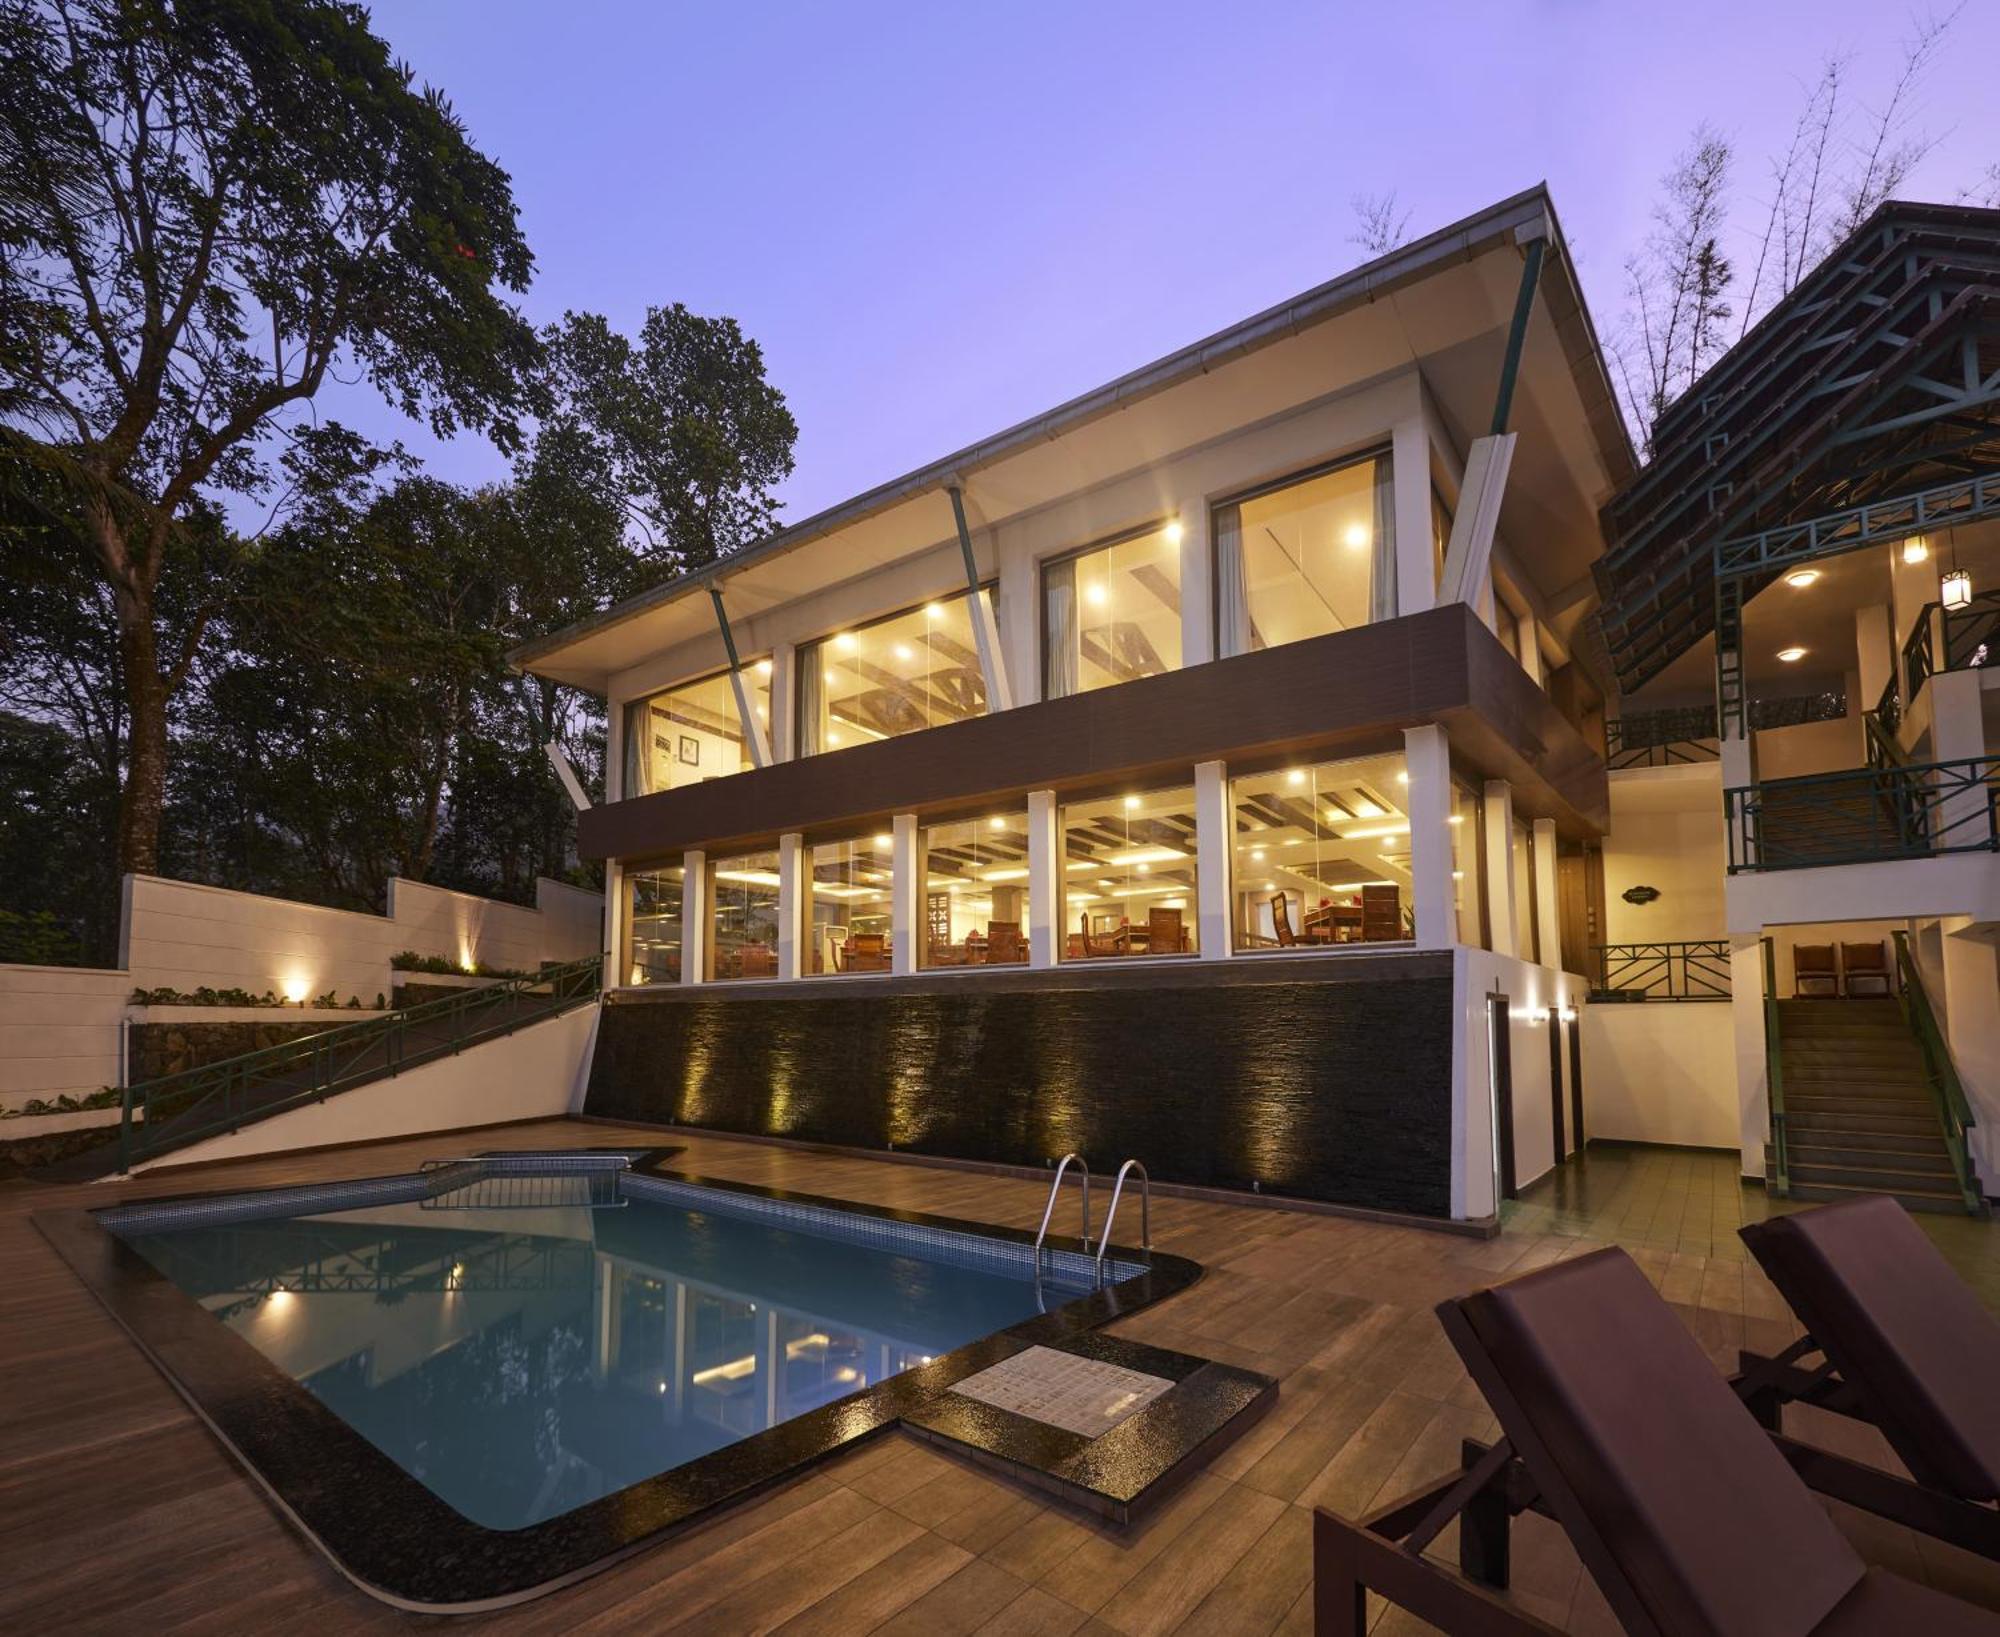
[{"left": 3, "top": 1125, "right": 1996, "bottom": 1634}]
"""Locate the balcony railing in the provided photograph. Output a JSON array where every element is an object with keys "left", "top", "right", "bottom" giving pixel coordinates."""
[
  {"left": 1605, "top": 691, "right": 1847, "bottom": 771},
  {"left": 1590, "top": 940, "right": 1731, "bottom": 1001},
  {"left": 1725, "top": 757, "right": 2000, "bottom": 872},
  {"left": 1905, "top": 590, "right": 1999, "bottom": 705}
]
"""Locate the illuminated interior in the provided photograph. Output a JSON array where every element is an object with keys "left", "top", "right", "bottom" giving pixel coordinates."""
[
  {"left": 1043, "top": 523, "right": 1183, "bottom": 699},
  {"left": 710, "top": 849, "right": 780, "bottom": 980},
  {"left": 1230, "top": 751, "right": 1415, "bottom": 950},
  {"left": 623, "top": 663, "right": 771, "bottom": 796},
  {"left": 1061, "top": 782, "right": 1199, "bottom": 959},
  {"left": 805, "top": 834, "right": 895, "bottom": 975},
  {"left": 796, "top": 590, "right": 990, "bottom": 755},
  {"left": 919, "top": 811, "right": 1031, "bottom": 967},
  {"left": 625, "top": 865, "right": 684, "bottom": 984},
  {"left": 1216, "top": 453, "right": 1394, "bottom": 655}
]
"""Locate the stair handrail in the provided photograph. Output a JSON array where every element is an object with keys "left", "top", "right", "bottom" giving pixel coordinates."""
[
  {"left": 1762, "top": 937, "right": 1790, "bottom": 1196},
  {"left": 1095, "top": 1159, "right": 1152, "bottom": 1277},
  {"left": 1891, "top": 930, "right": 1982, "bottom": 1213},
  {"left": 1033, "top": 1153, "right": 1090, "bottom": 1275},
  {"left": 118, "top": 952, "right": 604, "bottom": 1172}
]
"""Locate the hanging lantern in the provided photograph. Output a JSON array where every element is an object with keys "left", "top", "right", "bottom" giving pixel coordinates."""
[{"left": 1942, "top": 567, "right": 1973, "bottom": 610}]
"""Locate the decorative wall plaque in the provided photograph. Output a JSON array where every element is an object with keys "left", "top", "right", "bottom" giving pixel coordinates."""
[{"left": 1622, "top": 884, "right": 1660, "bottom": 905}]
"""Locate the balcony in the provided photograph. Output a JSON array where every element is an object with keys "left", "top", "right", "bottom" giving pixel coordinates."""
[
  {"left": 1902, "top": 588, "right": 1998, "bottom": 705},
  {"left": 1724, "top": 758, "right": 2000, "bottom": 872}
]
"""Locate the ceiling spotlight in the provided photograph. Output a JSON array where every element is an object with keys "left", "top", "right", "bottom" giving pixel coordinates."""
[
  {"left": 873, "top": 833, "right": 893, "bottom": 846},
  {"left": 1784, "top": 569, "right": 1819, "bottom": 588},
  {"left": 1342, "top": 523, "right": 1370, "bottom": 550},
  {"left": 1903, "top": 536, "right": 1930, "bottom": 565},
  {"left": 1776, "top": 646, "right": 1807, "bottom": 663},
  {"left": 833, "top": 631, "right": 858, "bottom": 653},
  {"left": 1286, "top": 769, "right": 1306, "bottom": 787},
  {"left": 893, "top": 643, "right": 914, "bottom": 663},
  {"left": 987, "top": 816, "right": 1006, "bottom": 831},
  {"left": 1123, "top": 795, "right": 1140, "bottom": 810},
  {"left": 1163, "top": 520, "right": 1185, "bottom": 546}
]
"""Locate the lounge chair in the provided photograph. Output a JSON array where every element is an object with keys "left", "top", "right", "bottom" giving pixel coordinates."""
[
  {"left": 1840, "top": 941, "right": 1892, "bottom": 997},
  {"left": 1736, "top": 1197, "right": 2000, "bottom": 1561},
  {"left": 1313, "top": 1245, "right": 2000, "bottom": 1635},
  {"left": 1794, "top": 944, "right": 1839, "bottom": 997}
]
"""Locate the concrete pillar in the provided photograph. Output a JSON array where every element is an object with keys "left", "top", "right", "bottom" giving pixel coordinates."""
[
  {"left": 681, "top": 849, "right": 708, "bottom": 983},
  {"left": 1176, "top": 500, "right": 1213, "bottom": 669},
  {"left": 767, "top": 643, "right": 796, "bottom": 762},
  {"left": 776, "top": 833, "right": 804, "bottom": 980},
  {"left": 605, "top": 696, "right": 629, "bottom": 802},
  {"left": 1391, "top": 416, "right": 1434, "bottom": 617},
  {"left": 1483, "top": 781, "right": 1517, "bottom": 958},
  {"left": 1720, "top": 732, "right": 1756, "bottom": 871},
  {"left": 1854, "top": 605, "right": 1893, "bottom": 716},
  {"left": 1026, "top": 790, "right": 1059, "bottom": 968},
  {"left": 1403, "top": 725, "right": 1454, "bottom": 949},
  {"left": 1532, "top": 818, "right": 1561, "bottom": 969},
  {"left": 602, "top": 859, "right": 625, "bottom": 989},
  {"left": 1938, "top": 918, "right": 2000, "bottom": 1186},
  {"left": 997, "top": 541, "right": 1039, "bottom": 706},
  {"left": 1193, "top": 759, "right": 1230, "bottom": 958},
  {"left": 1729, "top": 933, "right": 1769, "bottom": 1180},
  {"left": 891, "top": 814, "right": 919, "bottom": 977},
  {"left": 1929, "top": 670, "right": 1987, "bottom": 843}
]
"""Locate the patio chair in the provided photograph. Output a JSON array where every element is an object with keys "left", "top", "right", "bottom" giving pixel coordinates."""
[
  {"left": 1839, "top": 941, "right": 1892, "bottom": 997},
  {"left": 1312, "top": 1245, "right": 2000, "bottom": 1635},
  {"left": 1794, "top": 944, "right": 1839, "bottom": 997},
  {"left": 1734, "top": 1197, "right": 2000, "bottom": 1562}
]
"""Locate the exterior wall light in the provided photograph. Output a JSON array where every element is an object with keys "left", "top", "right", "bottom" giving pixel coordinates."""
[
  {"left": 1942, "top": 568, "right": 1973, "bottom": 610},
  {"left": 1903, "top": 536, "right": 1930, "bottom": 565}
]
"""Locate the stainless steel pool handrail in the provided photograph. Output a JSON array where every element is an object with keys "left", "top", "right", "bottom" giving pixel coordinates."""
[
  {"left": 1095, "top": 1159, "right": 1152, "bottom": 1276},
  {"left": 1034, "top": 1153, "right": 1090, "bottom": 1273}
]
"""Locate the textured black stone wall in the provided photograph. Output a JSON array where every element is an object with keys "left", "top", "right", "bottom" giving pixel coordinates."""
[{"left": 586, "top": 963, "right": 1457, "bottom": 1218}]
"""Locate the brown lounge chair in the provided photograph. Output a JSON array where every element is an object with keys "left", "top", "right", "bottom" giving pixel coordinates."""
[
  {"left": 1313, "top": 1245, "right": 2000, "bottom": 1635},
  {"left": 1736, "top": 1196, "right": 2000, "bottom": 1561}
]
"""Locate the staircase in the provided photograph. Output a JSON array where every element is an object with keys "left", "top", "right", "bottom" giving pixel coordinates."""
[{"left": 1768, "top": 998, "right": 1973, "bottom": 1212}]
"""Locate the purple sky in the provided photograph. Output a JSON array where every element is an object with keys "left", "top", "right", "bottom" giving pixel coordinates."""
[{"left": 318, "top": 0, "right": 2000, "bottom": 526}]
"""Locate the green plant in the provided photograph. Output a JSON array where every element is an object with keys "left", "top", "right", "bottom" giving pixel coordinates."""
[
  {"left": 0, "top": 909, "right": 84, "bottom": 967},
  {"left": 390, "top": 950, "right": 533, "bottom": 980},
  {"left": 3, "top": 1086, "right": 121, "bottom": 1120}
]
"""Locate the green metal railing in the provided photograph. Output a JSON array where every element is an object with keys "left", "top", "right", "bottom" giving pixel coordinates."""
[
  {"left": 117, "top": 954, "right": 604, "bottom": 1172},
  {"left": 1724, "top": 757, "right": 2000, "bottom": 872},
  {"left": 1591, "top": 940, "right": 1731, "bottom": 1001},
  {"left": 1763, "top": 937, "right": 1789, "bottom": 1197},
  {"left": 1905, "top": 591, "right": 2000, "bottom": 706},
  {"left": 1604, "top": 693, "right": 1846, "bottom": 772},
  {"left": 1891, "top": 931, "right": 1982, "bottom": 1214}
]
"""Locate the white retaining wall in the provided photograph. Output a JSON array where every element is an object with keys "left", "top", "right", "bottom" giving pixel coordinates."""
[
  {"left": 0, "top": 965, "right": 132, "bottom": 1103},
  {"left": 1582, "top": 1002, "right": 1738, "bottom": 1150}
]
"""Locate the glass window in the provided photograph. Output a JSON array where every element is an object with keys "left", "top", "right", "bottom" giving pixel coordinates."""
[
  {"left": 1231, "top": 752, "right": 1413, "bottom": 952},
  {"left": 920, "top": 811, "right": 1031, "bottom": 968},
  {"left": 797, "top": 590, "right": 990, "bottom": 756},
  {"left": 710, "top": 849, "right": 780, "bottom": 981},
  {"left": 1431, "top": 486, "right": 1454, "bottom": 589},
  {"left": 622, "top": 664, "right": 771, "bottom": 797},
  {"left": 1215, "top": 452, "right": 1396, "bottom": 656},
  {"left": 1512, "top": 819, "right": 1537, "bottom": 961},
  {"left": 1451, "top": 781, "right": 1486, "bottom": 947},
  {"left": 624, "top": 865, "right": 684, "bottom": 985},
  {"left": 805, "top": 833, "right": 895, "bottom": 976},
  {"left": 1061, "top": 782, "right": 1199, "bottom": 959},
  {"left": 1043, "top": 523, "right": 1182, "bottom": 700}
]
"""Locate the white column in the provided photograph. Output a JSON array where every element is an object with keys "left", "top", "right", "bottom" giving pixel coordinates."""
[
  {"left": 1930, "top": 670, "right": 1987, "bottom": 842},
  {"left": 1026, "top": 790, "right": 1059, "bottom": 968},
  {"left": 1483, "top": 780, "right": 1517, "bottom": 958},
  {"left": 1391, "top": 416, "right": 1434, "bottom": 617},
  {"left": 776, "top": 832, "right": 804, "bottom": 981},
  {"left": 605, "top": 696, "right": 628, "bottom": 802},
  {"left": 681, "top": 849, "right": 708, "bottom": 983},
  {"left": 1854, "top": 605, "right": 1893, "bottom": 714},
  {"left": 1720, "top": 732, "right": 1755, "bottom": 871},
  {"left": 1532, "top": 818, "right": 1561, "bottom": 970},
  {"left": 1729, "top": 933, "right": 1769, "bottom": 1179},
  {"left": 1193, "top": 759, "right": 1230, "bottom": 958},
  {"left": 891, "top": 813, "right": 919, "bottom": 977},
  {"left": 1939, "top": 918, "right": 2000, "bottom": 1186},
  {"left": 998, "top": 544, "right": 1039, "bottom": 706},
  {"left": 1177, "top": 499, "right": 1214, "bottom": 669},
  {"left": 1403, "top": 725, "right": 1454, "bottom": 949},
  {"left": 768, "top": 643, "right": 796, "bottom": 762},
  {"left": 602, "top": 860, "right": 625, "bottom": 989}
]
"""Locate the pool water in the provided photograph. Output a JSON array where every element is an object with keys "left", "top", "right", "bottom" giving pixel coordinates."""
[{"left": 118, "top": 1185, "right": 1086, "bottom": 1530}]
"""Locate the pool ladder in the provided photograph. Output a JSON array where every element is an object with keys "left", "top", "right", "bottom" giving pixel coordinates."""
[{"left": 1032, "top": 1155, "right": 1152, "bottom": 1284}]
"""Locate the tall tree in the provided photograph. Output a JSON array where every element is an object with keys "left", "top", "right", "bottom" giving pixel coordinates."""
[{"left": 0, "top": 0, "right": 538, "bottom": 877}]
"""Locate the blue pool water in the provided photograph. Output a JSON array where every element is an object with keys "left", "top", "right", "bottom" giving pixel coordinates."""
[{"left": 116, "top": 1179, "right": 1092, "bottom": 1530}]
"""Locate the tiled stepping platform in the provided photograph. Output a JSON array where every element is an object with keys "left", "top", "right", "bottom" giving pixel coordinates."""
[{"left": 902, "top": 1328, "right": 1276, "bottom": 1524}]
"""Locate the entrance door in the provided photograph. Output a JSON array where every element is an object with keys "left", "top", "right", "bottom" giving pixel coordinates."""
[
  {"left": 1567, "top": 1013, "right": 1584, "bottom": 1151},
  {"left": 1547, "top": 1009, "right": 1566, "bottom": 1160},
  {"left": 1488, "top": 994, "right": 1516, "bottom": 1200}
]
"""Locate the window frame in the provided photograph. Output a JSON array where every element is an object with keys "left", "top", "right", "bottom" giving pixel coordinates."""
[
  {"left": 1038, "top": 516, "right": 1184, "bottom": 703},
  {"left": 793, "top": 581, "right": 996, "bottom": 759},
  {"left": 621, "top": 659, "right": 772, "bottom": 799}
]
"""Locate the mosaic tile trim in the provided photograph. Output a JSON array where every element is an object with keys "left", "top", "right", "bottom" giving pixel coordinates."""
[
  {"left": 949, "top": 1344, "right": 1174, "bottom": 1437},
  {"left": 99, "top": 1172, "right": 431, "bottom": 1233}
]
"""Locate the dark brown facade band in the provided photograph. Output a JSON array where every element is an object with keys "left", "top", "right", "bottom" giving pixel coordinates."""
[{"left": 581, "top": 603, "right": 1608, "bottom": 864}]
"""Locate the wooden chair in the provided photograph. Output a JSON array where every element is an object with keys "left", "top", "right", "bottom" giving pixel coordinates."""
[
  {"left": 1270, "top": 894, "right": 1297, "bottom": 947},
  {"left": 1147, "top": 906, "right": 1186, "bottom": 954},
  {"left": 1841, "top": 941, "right": 1892, "bottom": 996},
  {"left": 738, "top": 944, "right": 776, "bottom": 978},
  {"left": 1794, "top": 944, "right": 1839, "bottom": 997},
  {"left": 843, "top": 932, "right": 888, "bottom": 972},
  {"left": 985, "top": 921, "right": 1026, "bottom": 964},
  {"left": 1080, "top": 912, "right": 1119, "bottom": 958},
  {"left": 1360, "top": 883, "right": 1402, "bottom": 942}
]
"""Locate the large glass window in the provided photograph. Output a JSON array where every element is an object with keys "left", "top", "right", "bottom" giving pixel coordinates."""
[
  {"left": 622, "top": 664, "right": 771, "bottom": 797},
  {"left": 920, "top": 811, "right": 1031, "bottom": 968},
  {"left": 709, "top": 850, "right": 779, "bottom": 981},
  {"left": 1061, "top": 782, "right": 1198, "bottom": 959},
  {"left": 1231, "top": 752, "right": 1413, "bottom": 951},
  {"left": 1043, "top": 522, "right": 1183, "bottom": 700},
  {"left": 1451, "top": 781, "right": 1486, "bottom": 947},
  {"left": 1214, "top": 452, "right": 1395, "bottom": 656},
  {"left": 625, "top": 865, "right": 684, "bottom": 985},
  {"left": 805, "top": 834, "right": 895, "bottom": 976},
  {"left": 796, "top": 590, "right": 990, "bottom": 756}
]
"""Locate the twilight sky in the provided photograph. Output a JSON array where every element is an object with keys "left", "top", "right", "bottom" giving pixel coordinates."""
[{"left": 326, "top": 0, "right": 2000, "bottom": 526}]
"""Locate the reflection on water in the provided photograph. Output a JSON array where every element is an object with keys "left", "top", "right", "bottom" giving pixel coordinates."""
[{"left": 121, "top": 1196, "right": 1052, "bottom": 1530}]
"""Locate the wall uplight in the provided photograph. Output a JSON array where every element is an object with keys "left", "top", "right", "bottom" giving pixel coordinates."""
[
  {"left": 1776, "top": 646, "right": 1808, "bottom": 663},
  {"left": 1942, "top": 568, "right": 1973, "bottom": 610},
  {"left": 1903, "top": 536, "right": 1930, "bottom": 565},
  {"left": 281, "top": 976, "right": 311, "bottom": 1005},
  {"left": 1784, "top": 569, "right": 1819, "bottom": 588}
]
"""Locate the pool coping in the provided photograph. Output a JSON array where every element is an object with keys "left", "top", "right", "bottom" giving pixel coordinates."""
[{"left": 33, "top": 1145, "right": 1207, "bottom": 1615}]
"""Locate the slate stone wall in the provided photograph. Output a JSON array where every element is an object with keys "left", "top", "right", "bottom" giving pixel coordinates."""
[
  {"left": 586, "top": 960, "right": 1457, "bottom": 1218},
  {"left": 129, "top": 1020, "right": 336, "bottom": 1082}
]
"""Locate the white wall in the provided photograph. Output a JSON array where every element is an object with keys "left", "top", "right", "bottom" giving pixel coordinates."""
[
  {"left": 1753, "top": 714, "right": 1863, "bottom": 781},
  {"left": 1600, "top": 765, "right": 1726, "bottom": 945},
  {"left": 131, "top": 1004, "right": 599, "bottom": 1173},
  {"left": 0, "top": 964, "right": 130, "bottom": 1101},
  {"left": 1452, "top": 946, "right": 1586, "bottom": 1218},
  {"left": 1583, "top": 1003, "right": 1737, "bottom": 1148}
]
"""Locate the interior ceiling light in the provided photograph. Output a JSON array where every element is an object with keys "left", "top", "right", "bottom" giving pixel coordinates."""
[
  {"left": 834, "top": 632, "right": 858, "bottom": 652},
  {"left": 1286, "top": 769, "right": 1306, "bottom": 787},
  {"left": 1903, "top": 536, "right": 1930, "bottom": 565},
  {"left": 1105, "top": 845, "right": 1187, "bottom": 866},
  {"left": 1341, "top": 822, "right": 1411, "bottom": 841},
  {"left": 873, "top": 833, "right": 893, "bottom": 846},
  {"left": 1776, "top": 646, "right": 1808, "bottom": 663},
  {"left": 1343, "top": 523, "right": 1371, "bottom": 550},
  {"left": 1163, "top": 520, "right": 1185, "bottom": 545},
  {"left": 1085, "top": 582, "right": 1109, "bottom": 607},
  {"left": 1350, "top": 800, "right": 1383, "bottom": 818},
  {"left": 1784, "top": 569, "right": 1819, "bottom": 588},
  {"left": 987, "top": 816, "right": 1006, "bottom": 831}
]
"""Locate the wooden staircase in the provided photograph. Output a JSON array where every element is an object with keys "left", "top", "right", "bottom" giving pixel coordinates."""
[{"left": 1768, "top": 997, "right": 1974, "bottom": 1213}]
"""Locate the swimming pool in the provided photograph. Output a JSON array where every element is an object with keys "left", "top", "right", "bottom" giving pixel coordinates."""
[{"left": 44, "top": 1150, "right": 1198, "bottom": 1610}]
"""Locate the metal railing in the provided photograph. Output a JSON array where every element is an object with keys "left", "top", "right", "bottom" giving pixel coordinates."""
[
  {"left": 1873, "top": 671, "right": 1901, "bottom": 742},
  {"left": 1606, "top": 707, "right": 1720, "bottom": 769},
  {"left": 1904, "top": 610, "right": 1938, "bottom": 706},
  {"left": 117, "top": 954, "right": 604, "bottom": 1172},
  {"left": 1891, "top": 931, "right": 1982, "bottom": 1214},
  {"left": 1724, "top": 758, "right": 2000, "bottom": 872},
  {"left": 1095, "top": 1159, "right": 1152, "bottom": 1276},
  {"left": 1033, "top": 1153, "right": 1091, "bottom": 1276},
  {"left": 1763, "top": 938, "right": 1789, "bottom": 1197},
  {"left": 1906, "top": 591, "right": 2000, "bottom": 706},
  {"left": 1591, "top": 941, "right": 1731, "bottom": 1001}
]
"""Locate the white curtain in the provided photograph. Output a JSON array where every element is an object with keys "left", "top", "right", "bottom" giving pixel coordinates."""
[
  {"left": 1043, "top": 559, "right": 1079, "bottom": 698},
  {"left": 794, "top": 643, "right": 825, "bottom": 755},
  {"left": 1369, "top": 454, "right": 1398, "bottom": 625},
  {"left": 1214, "top": 503, "right": 1252, "bottom": 656}
]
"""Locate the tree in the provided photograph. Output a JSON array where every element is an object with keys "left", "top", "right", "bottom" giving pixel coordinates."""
[
  {"left": 0, "top": 0, "right": 538, "bottom": 878},
  {"left": 539, "top": 304, "right": 797, "bottom": 577},
  {"left": 1348, "top": 191, "right": 1411, "bottom": 256}
]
